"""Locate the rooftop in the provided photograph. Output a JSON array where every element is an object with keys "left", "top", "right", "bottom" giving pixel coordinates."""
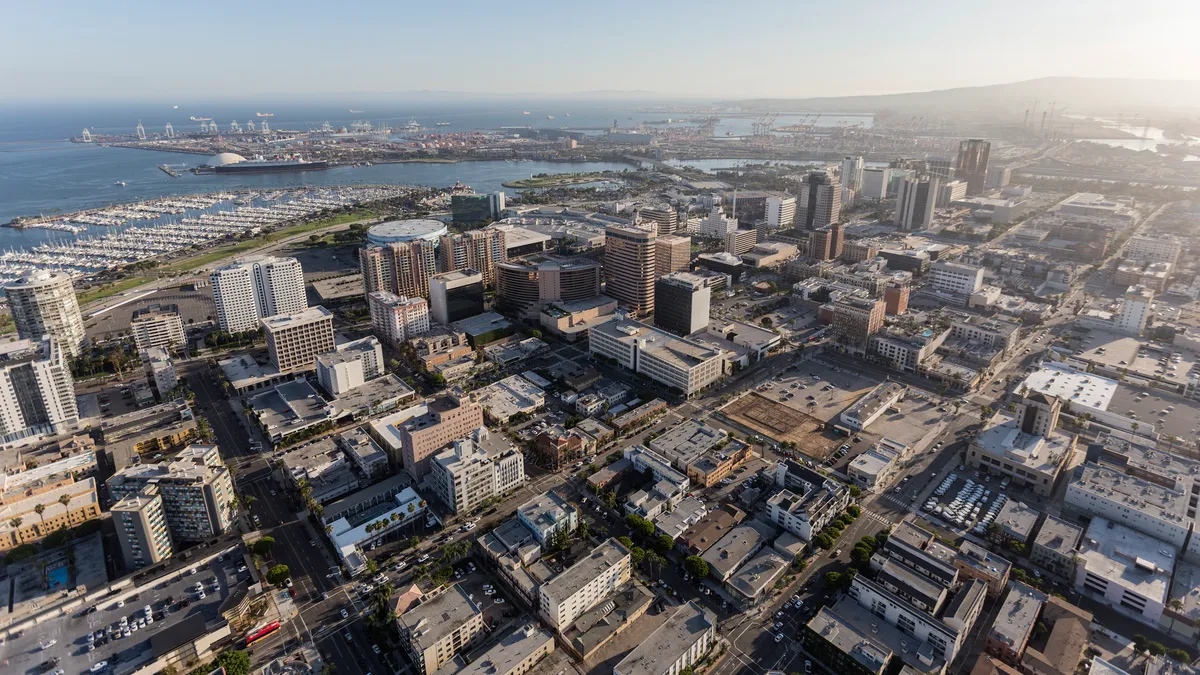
[
  {"left": 434, "top": 624, "right": 553, "bottom": 675},
  {"left": 397, "top": 583, "right": 480, "bottom": 649},
  {"left": 974, "top": 413, "right": 1071, "bottom": 478},
  {"left": 261, "top": 305, "right": 333, "bottom": 332},
  {"left": 647, "top": 420, "right": 727, "bottom": 469},
  {"left": 680, "top": 504, "right": 745, "bottom": 554},
  {"left": 475, "top": 375, "right": 544, "bottom": 423},
  {"left": 518, "top": 491, "right": 577, "bottom": 531},
  {"left": 540, "top": 539, "right": 630, "bottom": 604},
  {"left": 843, "top": 382, "right": 907, "bottom": 424},
  {"left": 593, "top": 320, "right": 725, "bottom": 371},
  {"left": 452, "top": 311, "right": 513, "bottom": 338},
  {"left": 813, "top": 599, "right": 943, "bottom": 675},
  {"left": 1077, "top": 517, "right": 1174, "bottom": 602},
  {"left": 1020, "top": 364, "right": 1118, "bottom": 411},
  {"left": 1035, "top": 514, "right": 1083, "bottom": 557},
  {"left": 1070, "top": 462, "right": 1190, "bottom": 526},
  {"left": 956, "top": 541, "right": 1013, "bottom": 580},
  {"left": 995, "top": 501, "right": 1039, "bottom": 539},
  {"left": 613, "top": 601, "right": 716, "bottom": 675},
  {"left": 991, "top": 583, "right": 1047, "bottom": 649},
  {"left": 701, "top": 519, "right": 776, "bottom": 581}
]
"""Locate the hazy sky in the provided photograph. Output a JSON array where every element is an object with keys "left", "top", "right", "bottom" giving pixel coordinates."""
[{"left": 3, "top": 0, "right": 1198, "bottom": 101}]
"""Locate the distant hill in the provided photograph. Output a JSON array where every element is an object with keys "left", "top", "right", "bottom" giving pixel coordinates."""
[{"left": 735, "top": 77, "right": 1200, "bottom": 117}]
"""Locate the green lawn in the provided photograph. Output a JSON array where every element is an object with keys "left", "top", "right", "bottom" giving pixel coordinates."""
[{"left": 76, "top": 276, "right": 154, "bottom": 306}]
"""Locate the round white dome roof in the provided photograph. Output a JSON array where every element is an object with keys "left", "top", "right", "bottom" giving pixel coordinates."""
[
  {"left": 206, "top": 152, "right": 247, "bottom": 167},
  {"left": 366, "top": 219, "right": 448, "bottom": 246}
]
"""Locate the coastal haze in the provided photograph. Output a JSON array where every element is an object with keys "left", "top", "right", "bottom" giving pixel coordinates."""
[{"left": 5, "top": 6, "right": 1200, "bottom": 675}]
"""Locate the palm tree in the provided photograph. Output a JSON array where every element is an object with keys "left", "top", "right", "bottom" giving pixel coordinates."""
[
  {"left": 10, "top": 517, "right": 22, "bottom": 530},
  {"left": 34, "top": 503, "right": 46, "bottom": 526},
  {"left": 58, "top": 494, "right": 71, "bottom": 510}
]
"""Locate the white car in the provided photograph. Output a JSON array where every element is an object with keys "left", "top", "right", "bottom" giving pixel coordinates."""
[
  {"left": 91, "top": 662, "right": 109, "bottom": 673},
  {"left": 341, "top": 608, "right": 349, "bottom": 619}
]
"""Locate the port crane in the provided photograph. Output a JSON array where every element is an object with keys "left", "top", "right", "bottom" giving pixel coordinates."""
[
  {"left": 81, "top": 129, "right": 91, "bottom": 143},
  {"left": 246, "top": 119, "right": 257, "bottom": 132},
  {"left": 261, "top": 120, "right": 270, "bottom": 133},
  {"left": 200, "top": 121, "right": 209, "bottom": 133},
  {"left": 164, "top": 123, "right": 174, "bottom": 138},
  {"left": 230, "top": 120, "right": 242, "bottom": 133},
  {"left": 135, "top": 120, "right": 146, "bottom": 140}
]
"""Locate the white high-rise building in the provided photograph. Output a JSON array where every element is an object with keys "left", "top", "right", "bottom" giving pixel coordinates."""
[
  {"left": 429, "top": 429, "right": 526, "bottom": 514},
  {"left": 699, "top": 207, "right": 737, "bottom": 240},
  {"left": 0, "top": 336, "right": 79, "bottom": 440},
  {"left": 1125, "top": 235, "right": 1183, "bottom": 266},
  {"left": 1116, "top": 285, "right": 1153, "bottom": 335},
  {"left": 210, "top": 256, "right": 307, "bottom": 333},
  {"left": 765, "top": 196, "right": 797, "bottom": 229},
  {"left": 368, "top": 292, "right": 430, "bottom": 346},
  {"left": 841, "top": 157, "right": 864, "bottom": 204},
  {"left": 4, "top": 271, "right": 85, "bottom": 358},
  {"left": 931, "top": 261, "right": 985, "bottom": 295},
  {"left": 860, "top": 168, "right": 888, "bottom": 201}
]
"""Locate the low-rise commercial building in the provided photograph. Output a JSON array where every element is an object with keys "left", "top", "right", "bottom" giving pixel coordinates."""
[
  {"left": 986, "top": 583, "right": 1047, "bottom": 665},
  {"left": 701, "top": 519, "right": 776, "bottom": 582},
  {"left": 840, "top": 382, "right": 906, "bottom": 431},
  {"left": 1073, "top": 517, "right": 1173, "bottom": 626},
  {"left": 475, "top": 375, "right": 545, "bottom": 425},
  {"left": 967, "top": 412, "right": 1074, "bottom": 498},
  {"left": 329, "top": 486, "right": 425, "bottom": 575},
  {"left": 612, "top": 601, "right": 717, "bottom": 675},
  {"left": 0, "top": 477, "right": 101, "bottom": 554},
  {"left": 590, "top": 319, "right": 725, "bottom": 397},
  {"left": 1031, "top": 515, "right": 1083, "bottom": 580}
]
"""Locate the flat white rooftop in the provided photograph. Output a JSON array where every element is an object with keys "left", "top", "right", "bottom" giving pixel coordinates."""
[{"left": 1020, "top": 363, "right": 1118, "bottom": 411}]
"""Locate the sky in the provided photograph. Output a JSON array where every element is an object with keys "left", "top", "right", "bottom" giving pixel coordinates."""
[{"left": 2, "top": 0, "right": 1199, "bottom": 102}]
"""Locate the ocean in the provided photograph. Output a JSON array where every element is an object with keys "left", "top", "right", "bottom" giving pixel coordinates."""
[{"left": 0, "top": 101, "right": 874, "bottom": 248}]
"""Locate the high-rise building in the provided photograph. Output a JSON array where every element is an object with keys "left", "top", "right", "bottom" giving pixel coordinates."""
[
  {"left": 809, "top": 224, "right": 843, "bottom": 261},
  {"left": 4, "top": 271, "right": 85, "bottom": 358},
  {"left": 261, "top": 306, "right": 336, "bottom": 373},
  {"left": 1116, "top": 285, "right": 1153, "bottom": 335},
  {"left": 766, "top": 196, "right": 797, "bottom": 229},
  {"left": 931, "top": 261, "right": 985, "bottom": 295},
  {"left": 130, "top": 305, "right": 186, "bottom": 352},
  {"left": 894, "top": 175, "right": 940, "bottom": 231},
  {"left": 654, "top": 273, "right": 711, "bottom": 337},
  {"left": 210, "top": 256, "right": 307, "bottom": 333},
  {"left": 883, "top": 285, "right": 909, "bottom": 315},
  {"left": 698, "top": 207, "right": 738, "bottom": 239},
  {"left": 0, "top": 336, "right": 79, "bottom": 440},
  {"left": 656, "top": 235, "right": 691, "bottom": 277},
  {"left": 316, "top": 336, "right": 384, "bottom": 396},
  {"left": 430, "top": 270, "right": 485, "bottom": 325},
  {"left": 430, "top": 430, "right": 526, "bottom": 514},
  {"left": 141, "top": 346, "right": 178, "bottom": 400},
  {"left": 860, "top": 167, "right": 888, "bottom": 201},
  {"left": 360, "top": 241, "right": 437, "bottom": 298},
  {"left": 450, "top": 191, "right": 506, "bottom": 222},
  {"left": 797, "top": 171, "right": 841, "bottom": 230},
  {"left": 496, "top": 259, "right": 602, "bottom": 319},
  {"left": 926, "top": 157, "right": 955, "bottom": 181},
  {"left": 604, "top": 223, "right": 657, "bottom": 316},
  {"left": 438, "top": 230, "right": 506, "bottom": 285},
  {"left": 724, "top": 229, "right": 758, "bottom": 256},
  {"left": 638, "top": 206, "right": 679, "bottom": 236},
  {"left": 539, "top": 539, "right": 632, "bottom": 631},
  {"left": 107, "top": 444, "right": 234, "bottom": 542},
  {"left": 955, "top": 139, "right": 992, "bottom": 195},
  {"left": 111, "top": 485, "right": 174, "bottom": 569},
  {"left": 840, "top": 157, "right": 864, "bottom": 204},
  {"left": 985, "top": 165, "right": 1012, "bottom": 189},
  {"left": 399, "top": 393, "right": 485, "bottom": 479},
  {"left": 831, "top": 297, "right": 885, "bottom": 353},
  {"left": 937, "top": 180, "right": 968, "bottom": 207},
  {"left": 368, "top": 292, "right": 430, "bottom": 346}
]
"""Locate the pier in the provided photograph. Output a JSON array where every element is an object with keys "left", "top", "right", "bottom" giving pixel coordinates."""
[{"left": 158, "top": 164, "right": 181, "bottom": 177}]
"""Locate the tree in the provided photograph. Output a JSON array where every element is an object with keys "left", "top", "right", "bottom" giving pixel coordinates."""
[
  {"left": 761, "top": 317, "right": 773, "bottom": 328},
  {"left": 1167, "top": 648, "right": 1190, "bottom": 663},
  {"left": 980, "top": 405, "right": 994, "bottom": 419},
  {"left": 847, "top": 505, "right": 861, "bottom": 518},
  {"left": 577, "top": 520, "right": 591, "bottom": 539},
  {"left": 34, "top": 503, "right": 46, "bottom": 524},
  {"left": 684, "top": 556, "right": 709, "bottom": 579},
  {"left": 1147, "top": 642, "right": 1167, "bottom": 657},
  {"left": 848, "top": 485, "right": 862, "bottom": 498},
  {"left": 251, "top": 537, "right": 275, "bottom": 556},
  {"left": 814, "top": 533, "right": 833, "bottom": 550},
  {"left": 366, "top": 558, "right": 379, "bottom": 575},
  {"left": 266, "top": 564, "right": 290, "bottom": 587},
  {"left": 630, "top": 546, "right": 646, "bottom": 566},
  {"left": 214, "top": 650, "right": 251, "bottom": 675},
  {"left": 527, "top": 329, "right": 543, "bottom": 339},
  {"left": 655, "top": 534, "right": 675, "bottom": 554},
  {"left": 1132, "top": 634, "right": 1148, "bottom": 652},
  {"left": 617, "top": 536, "right": 634, "bottom": 549},
  {"left": 823, "top": 572, "right": 842, "bottom": 589},
  {"left": 58, "top": 494, "right": 71, "bottom": 509}
]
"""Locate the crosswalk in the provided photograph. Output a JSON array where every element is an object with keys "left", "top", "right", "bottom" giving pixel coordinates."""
[{"left": 860, "top": 509, "right": 893, "bottom": 528}]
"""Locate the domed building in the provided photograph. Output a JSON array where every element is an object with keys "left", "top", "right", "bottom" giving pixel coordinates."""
[
  {"left": 366, "top": 219, "right": 448, "bottom": 246},
  {"left": 205, "top": 152, "right": 247, "bottom": 167}
]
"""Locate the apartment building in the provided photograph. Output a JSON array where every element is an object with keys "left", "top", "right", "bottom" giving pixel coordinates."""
[
  {"left": 142, "top": 346, "right": 178, "bottom": 400},
  {"left": 399, "top": 393, "right": 485, "bottom": 479},
  {"left": 590, "top": 319, "right": 724, "bottom": 397},
  {"left": 210, "top": 255, "right": 307, "bottom": 333},
  {"left": 430, "top": 432, "right": 526, "bottom": 514},
  {"left": 1125, "top": 234, "right": 1182, "bottom": 266},
  {"left": 262, "top": 306, "right": 336, "bottom": 373},
  {"left": 831, "top": 297, "right": 885, "bottom": 354},
  {"left": 397, "top": 584, "right": 486, "bottom": 675},
  {"left": 613, "top": 601, "right": 717, "bottom": 675},
  {"left": 106, "top": 444, "right": 234, "bottom": 542},
  {"left": 368, "top": 291, "right": 430, "bottom": 347},
  {"left": 655, "top": 235, "right": 691, "bottom": 277},
  {"left": 438, "top": 229, "right": 506, "bottom": 285},
  {"left": 604, "top": 223, "right": 657, "bottom": 316},
  {"left": 518, "top": 491, "right": 578, "bottom": 548},
  {"left": 842, "top": 239, "right": 880, "bottom": 264},
  {"left": 986, "top": 583, "right": 1047, "bottom": 666},
  {"left": 539, "top": 538, "right": 632, "bottom": 632},
  {"left": 766, "top": 462, "right": 850, "bottom": 541},
  {"left": 360, "top": 240, "right": 438, "bottom": 298},
  {"left": 0, "top": 478, "right": 101, "bottom": 554},
  {"left": 4, "top": 271, "right": 85, "bottom": 357},
  {"left": 846, "top": 573, "right": 988, "bottom": 666},
  {"left": 1030, "top": 514, "right": 1083, "bottom": 580},
  {"left": 766, "top": 195, "right": 797, "bottom": 229},
  {"left": 111, "top": 484, "right": 174, "bottom": 569},
  {"left": 130, "top": 305, "right": 186, "bottom": 351},
  {"left": 0, "top": 336, "right": 80, "bottom": 441}
]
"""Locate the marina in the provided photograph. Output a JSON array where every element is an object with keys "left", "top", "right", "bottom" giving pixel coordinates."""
[{"left": 0, "top": 185, "right": 410, "bottom": 284}]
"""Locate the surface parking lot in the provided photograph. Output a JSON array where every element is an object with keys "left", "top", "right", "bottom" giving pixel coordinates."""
[{"left": 920, "top": 469, "right": 1012, "bottom": 535}]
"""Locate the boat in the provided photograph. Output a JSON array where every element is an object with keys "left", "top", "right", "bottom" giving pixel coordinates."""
[
  {"left": 204, "top": 156, "right": 331, "bottom": 175},
  {"left": 349, "top": 109, "right": 364, "bottom": 113},
  {"left": 564, "top": 113, "right": 570, "bottom": 117},
  {"left": 546, "top": 115, "right": 555, "bottom": 120},
  {"left": 401, "top": 119, "right": 421, "bottom": 132},
  {"left": 256, "top": 112, "right": 274, "bottom": 117},
  {"left": 523, "top": 111, "right": 530, "bottom": 115},
  {"left": 435, "top": 122, "right": 451, "bottom": 126},
  {"left": 189, "top": 116, "right": 212, "bottom": 121},
  {"left": 114, "top": 181, "right": 126, "bottom": 186}
]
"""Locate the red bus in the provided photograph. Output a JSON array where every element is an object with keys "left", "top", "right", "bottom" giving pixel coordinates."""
[{"left": 245, "top": 621, "right": 281, "bottom": 646}]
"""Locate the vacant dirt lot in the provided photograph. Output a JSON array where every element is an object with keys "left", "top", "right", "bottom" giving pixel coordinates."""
[{"left": 720, "top": 392, "right": 839, "bottom": 459}]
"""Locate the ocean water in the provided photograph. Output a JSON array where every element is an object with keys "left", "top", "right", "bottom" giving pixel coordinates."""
[{"left": 0, "top": 101, "right": 873, "bottom": 249}]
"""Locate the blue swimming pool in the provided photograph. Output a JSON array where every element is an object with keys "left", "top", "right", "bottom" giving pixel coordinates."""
[{"left": 47, "top": 564, "right": 68, "bottom": 588}]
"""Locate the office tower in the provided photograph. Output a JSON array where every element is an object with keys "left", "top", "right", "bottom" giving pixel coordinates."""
[
  {"left": 400, "top": 393, "right": 485, "bottom": 479},
  {"left": 430, "top": 270, "right": 485, "bottom": 325},
  {"left": 884, "top": 284, "right": 910, "bottom": 315},
  {"left": 894, "top": 176, "right": 940, "bottom": 231},
  {"left": 654, "top": 273, "right": 711, "bottom": 337},
  {"left": 725, "top": 229, "right": 758, "bottom": 256},
  {"left": 860, "top": 168, "right": 888, "bottom": 201},
  {"left": 450, "top": 191, "right": 506, "bottom": 222},
  {"left": 1116, "top": 285, "right": 1153, "bottom": 335},
  {"left": 797, "top": 171, "right": 841, "bottom": 230},
  {"left": 604, "top": 223, "right": 657, "bottom": 316},
  {"left": 261, "top": 306, "right": 336, "bottom": 373},
  {"left": 496, "top": 259, "right": 602, "bottom": 318},
  {"left": 985, "top": 165, "right": 1012, "bottom": 189},
  {"left": 638, "top": 206, "right": 678, "bottom": 236},
  {"left": 927, "top": 157, "right": 955, "bottom": 181},
  {"left": 111, "top": 485, "right": 174, "bottom": 569},
  {"left": 766, "top": 196, "right": 797, "bottom": 229},
  {"left": 937, "top": 180, "right": 968, "bottom": 207},
  {"left": 955, "top": 139, "right": 991, "bottom": 195},
  {"left": 841, "top": 157, "right": 864, "bottom": 204},
  {"left": 1015, "top": 393, "right": 1061, "bottom": 437},
  {"left": 438, "top": 230, "right": 506, "bottom": 286},
  {"left": 829, "top": 223, "right": 843, "bottom": 260},
  {"left": 106, "top": 444, "right": 234, "bottom": 542},
  {"left": 210, "top": 256, "right": 306, "bottom": 333},
  {"left": 842, "top": 240, "right": 879, "bottom": 263},
  {"left": 142, "top": 346, "right": 178, "bottom": 400},
  {"left": 931, "top": 261, "right": 985, "bottom": 294},
  {"left": 809, "top": 224, "right": 843, "bottom": 261},
  {"left": 360, "top": 241, "right": 437, "bottom": 298},
  {"left": 0, "top": 336, "right": 79, "bottom": 439},
  {"left": 699, "top": 207, "right": 738, "bottom": 239},
  {"left": 656, "top": 235, "right": 691, "bottom": 277},
  {"left": 316, "top": 336, "right": 384, "bottom": 396},
  {"left": 368, "top": 292, "right": 430, "bottom": 346},
  {"left": 831, "top": 297, "right": 885, "bottom": 353},
  {"left": 4, "top": 271, "right": 85, "bottom": 358},
  {"left": 130, "top": 305, "right": 185, "bottom": 351}
]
